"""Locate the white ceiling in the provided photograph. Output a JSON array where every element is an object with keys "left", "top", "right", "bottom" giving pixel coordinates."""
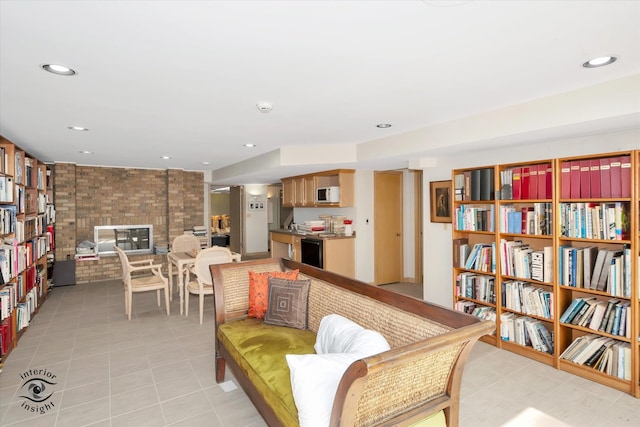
[{"left": 1, "top": 1, "right": 639, "bottom": 184}]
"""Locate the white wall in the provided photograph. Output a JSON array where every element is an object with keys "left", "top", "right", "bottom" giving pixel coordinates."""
[
  {"left": 243, "top": 184, "right": 269, "bottom": 253},
  {"left": 421, "top": 129, "right": 640, "bottom": 308}
]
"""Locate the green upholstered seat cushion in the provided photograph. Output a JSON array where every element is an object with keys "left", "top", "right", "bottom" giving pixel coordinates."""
[
  {"left": 218, "top": 318, "right": 316, "bottom": 426},
  {"left": 409, "top": 410, "right": 447, "bottom": 427}
]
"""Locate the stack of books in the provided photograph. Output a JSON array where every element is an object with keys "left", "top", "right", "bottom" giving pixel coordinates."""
[{"left": 192, "top": 226, "right": 208, "bottom": 248}]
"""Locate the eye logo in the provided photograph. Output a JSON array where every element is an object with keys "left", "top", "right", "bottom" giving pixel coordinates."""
[
  {"left": 18, "top": 368, "right": 58, "bottom": 414},
  {"left": 20, "top": 378, "right": 56, "bottom": 403}
]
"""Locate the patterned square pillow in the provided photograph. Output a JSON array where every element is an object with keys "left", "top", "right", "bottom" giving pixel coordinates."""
[
  {"left": 248, "top": 269, "right": 299, "bottom": 319},
  {"left": 264, "top": 277, "right": 311, "bottom": 330}
]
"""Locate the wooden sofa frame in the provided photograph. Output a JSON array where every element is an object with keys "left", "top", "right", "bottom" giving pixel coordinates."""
[{"left": 210, "top": 258, "right": 493, "bottom": 427}]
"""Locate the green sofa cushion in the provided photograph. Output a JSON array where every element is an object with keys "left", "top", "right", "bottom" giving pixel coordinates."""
[{"left": 218, "top": 317, "right": 316, "bottom": 426}]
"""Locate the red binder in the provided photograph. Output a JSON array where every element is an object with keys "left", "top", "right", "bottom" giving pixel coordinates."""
[
  {"left": 600, "top": 158, "right": 611, "bottom": 198},
  {"left": 512, "top": 167, "right": 522, "bottom": 200},
  {"left": 560, "top": 161, "right": 571, "bottom": 199},
  {"left": 529, "top": 165, "right": 538, "bottom": 199},
  {"left": 570, "top": 161, "right": 581, "bottom": 199},
  {"left": 579, "top": 160, "right": 591, "bottom": 198},
  {"left": 521, "top": 167, "right": 530, "bottom": 199},
  {"left": 546, "top": 164, "right": 553, "bottom": 199},
  {"left": 589, "top": 159, "right": 601, "bottom": 198},
  {"left": 609, "top": 157, "right": 622, "bottom": 198},
  {"left": 620, "top": 155, "right": 631, "bottom": 197},
  {"left": 537, "top": 164, "right": 547, "bottom": 199}
]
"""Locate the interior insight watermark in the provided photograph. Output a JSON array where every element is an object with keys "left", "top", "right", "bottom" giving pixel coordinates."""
[{"left": 19, "top": 368, "right": 58, "bottom": 414}]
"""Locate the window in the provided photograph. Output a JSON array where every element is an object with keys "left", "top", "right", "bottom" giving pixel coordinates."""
[{"left": 94, "top": 225, "right": 153, "bottom": 256}]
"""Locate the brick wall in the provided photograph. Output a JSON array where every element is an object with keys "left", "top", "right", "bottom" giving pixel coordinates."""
[{"left": 54, "top": 164, "right": 204, "bottom": 283}]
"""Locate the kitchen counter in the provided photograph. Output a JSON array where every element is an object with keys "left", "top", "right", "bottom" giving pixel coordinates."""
[
  {"left": 270, "top": 230, "right": 355, "bottom": 278},
  {"left": 270, "top": 229, "right": 355, "bottom": 239}
]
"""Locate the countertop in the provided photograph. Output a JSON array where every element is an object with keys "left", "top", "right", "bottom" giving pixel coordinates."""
[{"left": 270, "top": 229, "right": 355, "bottom": 240}]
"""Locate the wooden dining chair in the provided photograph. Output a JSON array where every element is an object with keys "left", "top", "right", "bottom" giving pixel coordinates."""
[
  {"left": 185, "top": 246, "right": 233, "bottom": 324},
  {"left": 169, "top": 234, "right": 202, "bottom": 295},
  {"left": 114, "top": 246, "right": 170, "bottom": 320}
]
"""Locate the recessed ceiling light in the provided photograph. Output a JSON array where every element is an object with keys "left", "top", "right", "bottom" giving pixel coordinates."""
[
  {"left": 202, "top": 161, "right": 210, "bottom": 165},
  {"left": 583, "top": 56, "right": 617, "bottom": 68},
  {"left": 79, "top": 150, "right": 93, "bottom": 154},
  {"left": 68, "top": 126, "right": 89, "bottom": 131},
  {"left": 376, "top": 124, "right": 392, "bottom": 128},
  {"left": 243, "top": 144, "right": 256, "bottom": 148},
  {"left": 161, "top": 156, "right": 171, "bottom": 160},
  {"left": 41, "top": 64, "right": 77, "bottom": 76}
]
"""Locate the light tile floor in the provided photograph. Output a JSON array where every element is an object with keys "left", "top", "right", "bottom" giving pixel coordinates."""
[{"left": 0, "top": 280, "right": 639, "bottom": 426}]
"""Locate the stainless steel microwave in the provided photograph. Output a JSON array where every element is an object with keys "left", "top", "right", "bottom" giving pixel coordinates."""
[{"left": 316, "top": 186, "right": 340, "bottom": 203}]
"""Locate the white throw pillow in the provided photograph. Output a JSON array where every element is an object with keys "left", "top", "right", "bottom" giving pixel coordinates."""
[
  {"left": 315, "top": 314, "right": 390, "bottom": 357},
  {"left": 286, "top": 353, "right": 358, "bottom": 427},
  {"left": 315, "top": 313, "right": 364, "bottom": 354}
]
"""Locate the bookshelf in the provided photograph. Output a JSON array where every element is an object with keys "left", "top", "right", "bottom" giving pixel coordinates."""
[
  {"left": 451, "top": 150, "right": 639, "bottom": 397},
  {"left": 0, "top": 136, "right": 55, "bottom": 369},
  {"left": 452, "top": 166, "right": 498, "bottom": 345}
]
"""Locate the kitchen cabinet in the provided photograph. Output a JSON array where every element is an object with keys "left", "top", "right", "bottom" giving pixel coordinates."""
[
  {"left": 270, "top": 231, "right": 301, "bottom": 262},
  {"left": 270, "top": 231, "right": 355, "bottom": 278},
  {"left": 281, "top": 169, "right": 354, "bottom": 207}
]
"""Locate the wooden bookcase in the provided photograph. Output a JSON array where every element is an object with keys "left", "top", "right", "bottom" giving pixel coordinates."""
[
  {"left": 452, "top": 150, "right": 639, "bottom": 397},
  {"left": 0, "top": 136, "right": 55, "bottom": 369}
]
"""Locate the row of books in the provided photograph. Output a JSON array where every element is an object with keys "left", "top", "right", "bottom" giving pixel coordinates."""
[
  {"left": 560, "top": 156, "right": 632, "bottom": 199},
  {"left": 462, "top": 243, "right": 495, "bottom": 273},
  {"left": 559, "top": 202, "right": 629, "bottom": 241},
  {"left": 453, "top": 168, "right": 495, "bottom": 201},
  {"left": 0, "top": 316, "right": 12, "bottom": 356},
  {"left": 454, "top": 205, "right": 494, "bottom": 232},
  {"left": 498, "top": 203, "right": 552, "bottom": 236},
  {"left": 499, "top": 313, "right": 554, "bottom": 354},
  {"left": 16, "top": 287, "right": 38, "bottom": 332},
  {"left": 454, "top": 302, "right": 497, "bottom": 322},
  {"left": 560, "top": 297, "right": 631, "bottom": 338},
  {"left": 0, "top": 206, "right": 17, "bottom": 236},
  {"left": 0, "top": 239, "right": 45, "bottom": 284},
  {"left": 499, "top": 163, "right": 553, "bottom": 200},
  {"left": 560, "top": 335, "right": 631, "bottom": 380},
  {"left": 501, "top": 280, "right": 553, "bottom": 320},
  {"left": 499, "top": 240, "right": 553, "bottom": 282},
  {"left": 0, "top": 282, "right": 17, "bottom": 320},
  {"left": 558, "top": 246, "right": 632, "bottom": 297},
  {"left": 456, "top": 272, "right": 496, "bottom": 303},
  {"left": 0, "top": 176, "right": 14, "bottom": 203}
]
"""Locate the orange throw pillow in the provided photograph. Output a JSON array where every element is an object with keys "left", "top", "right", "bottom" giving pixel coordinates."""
[{"left": 248, "top": 269, "right": 299, "bottom": 319}]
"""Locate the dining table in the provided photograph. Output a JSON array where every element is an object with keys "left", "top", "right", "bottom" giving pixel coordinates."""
[{"left": 167, "top": 249, "right": 241, "bottom": 315}]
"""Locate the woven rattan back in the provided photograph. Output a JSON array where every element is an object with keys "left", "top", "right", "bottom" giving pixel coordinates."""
[
  {"left": 171, "top": 234, "right": 201, "bottom": 253},
  {"left": 304, "top": 274, "right": 451, "bottom": 348}
]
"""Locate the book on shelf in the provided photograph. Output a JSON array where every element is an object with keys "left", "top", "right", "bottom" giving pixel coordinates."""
[
  {"left": 512, "top": 167, "right": 521, "bottom": 200},
  {"left": 595, "top": 250, "right": 622, "bottom": 292},
  {"left": 589, "top": 159, "right": 601, "bottom": 198},
  {"left": 470, "top": 169, "right": 481, "bottom": 201},
  {"left": 454, "top": 173, "right": 465, "bottom": 201},
  {"left": 590, "top": 249, "right": 608, "bottom": 289},
  {"left": 521, "top": 167, "right": 530, "bottom": 199},
  {"left": 579, "top": 160, "right": 590, "bottom": 198},
  {"left": 619, "top": 155, "right": 631, "bottom": 197},
  {"left": 569, "top": 161, "right": 580, "bottom": 199},
  {"left": 479, "top": 168, "right": 493, "bottom": 201},
  {"left": 609, "top": 157, "right": 622, "bottom": 198},
  {"left": 587, "top": 302, "right": 607, "bottom": 331},
  {"left": 452, "top": 238, "right": 469, "bottom": 268},
  {"left": 599, "top": 158, "right": 611, "bottom": 198},
  {"left": 536, "top": 164, "right": 546, "bottom": 199},
  {"left": 528, "top": 166, "right": 538, "bottom": 199},
  {"left": 560, "top": 161, "right": 570, "bottom": 199}
]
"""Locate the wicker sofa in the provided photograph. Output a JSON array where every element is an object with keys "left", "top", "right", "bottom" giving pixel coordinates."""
[{"left": 210, "top": 258, "right": 493, "bottom": 427}]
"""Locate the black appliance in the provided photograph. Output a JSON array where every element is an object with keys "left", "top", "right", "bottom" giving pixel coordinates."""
[{"left": 301, "top": 238, "right": 323, "bottom": 268}]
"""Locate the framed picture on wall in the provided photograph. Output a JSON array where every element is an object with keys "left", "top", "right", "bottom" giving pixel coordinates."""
[{"left": 430, "top": 180, "right": 452, "bottom": 223}]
